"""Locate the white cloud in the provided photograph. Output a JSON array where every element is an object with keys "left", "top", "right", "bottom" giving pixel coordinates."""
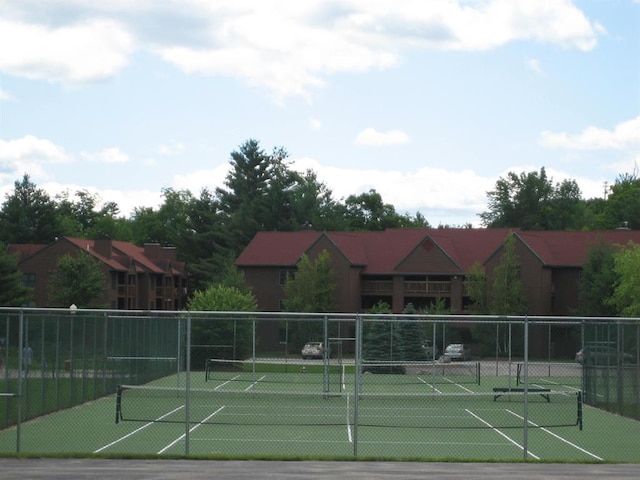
[
  {"left": 309, "top": 117, "right": 322, "bottom": 130},
  {"left": 0, "top": 135, "right": 72, "bottom": 186},
  {"left": 81, "top": 147, "right": 130, "bottom": 163},
  {"left": 291, "top": 156, "right": 491, "bottom": 225},
  {"left": 0, "top": 135, "right": 70, "bottom": 163},
  {"left": 38, "top": 182, "right": 162, "bottom": 217},
  {"left": 0, "top": 17, "right": 133, "bottom": 83},
  {"left": 524, "top": 165, "right": 605, "bottom": 200},
  {"left": 156, "top": 0, "right": 602, "bottom": 98},
  {"left": 98, "top": 188, "right": 163, "bottom": 216},
  {"left": 355, "top": 128, "right": 410, "bottom": 146},
  {"left": 172, "top": 164, "right": 230, "bottom": 194},
  {"left": 541, "top": 116, "right": 640, "bottom": 150},
  {"left": 0, "top": 1, "right": 603, "bottom": 96}
]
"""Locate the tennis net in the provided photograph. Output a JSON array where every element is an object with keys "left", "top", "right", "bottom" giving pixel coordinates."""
[
  {"left": 360, "top": 360, "right": 481, "bottom": 386},
  {"left": 516, "top": 362, "right": 582, "bottom": 388},
  {"left": 104, "top": 355, "right": 179, "bottom": 385},
  {"left": 115, "top": 384, "right": 582, "bottom": 430},
  {"left": 204, "top": 358, "right": 346, "bottom": 393}
]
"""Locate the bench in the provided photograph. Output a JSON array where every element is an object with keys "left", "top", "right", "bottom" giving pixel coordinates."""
[{"left": 492, "top": 387, "right": 551, "bottom": 402}]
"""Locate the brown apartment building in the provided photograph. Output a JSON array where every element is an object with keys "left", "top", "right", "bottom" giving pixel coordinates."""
[
  {"left": 236, "top": 228, "right": 640, "bottom": 353},
  {"left": 9, "top": 237, "right": 188, "bottom": 310}
]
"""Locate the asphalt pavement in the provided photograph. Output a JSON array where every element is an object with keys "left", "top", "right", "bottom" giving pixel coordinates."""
[{"left": 1, "top": 459, "right": 639, "bottom": 480}]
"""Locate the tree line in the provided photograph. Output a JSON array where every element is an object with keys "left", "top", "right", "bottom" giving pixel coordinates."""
[
  {"left": 0, "top": 139, "right": 432, "bottom": 293},
  {"left": 1, "top": 138, "right": 639, "bottom": 310}
]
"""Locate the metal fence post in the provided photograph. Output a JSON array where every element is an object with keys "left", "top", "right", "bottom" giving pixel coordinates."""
[{"left": 185, "top": 312, "right": 191, "bottom": 455}]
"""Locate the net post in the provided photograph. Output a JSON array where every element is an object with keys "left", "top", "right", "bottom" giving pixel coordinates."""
[
  {"left": 115, "top": 385, "right": 123, "bottom": 424},
  {"left": 577, "top": 391, "right": 583, "bottom": 430}
]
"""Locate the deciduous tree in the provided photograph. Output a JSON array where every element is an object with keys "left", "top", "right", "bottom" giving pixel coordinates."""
[
  {"left": 283, "top": 251, "right": 336, "bottom": 313},
  {"left": 283, "top": 250, "right": 337, "bottom": 347},
  {"left": 480, "top": 167, "right": 583, "bottom": 230},
  {"left": 488, "top": 234, "right": 526, "bottom": 355},
  {"left": 187, "top": 284, "right": 257, "bottom": 361},
  {"left": 609, "top": 242, "right": 640, "bottom": 317},
  {"left": 577, "top": 241, "right": 618, "bottom": 316},
  {"left": 47, "top": 253, "right": 106, "bottom": 307},
  {"left": 600, "top": 173, "right": 640, "bottom": 230},
  {"left": 489, "top": 235, "right": 526, "bottom": 315}
]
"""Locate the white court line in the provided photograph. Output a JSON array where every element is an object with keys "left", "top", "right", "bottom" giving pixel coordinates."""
[
  {"left": 445, "top": 378, "right": 474, "bottom": 393},
  {"left": 536, "top": 378, "right": 581, "bottom": 392},
  {"left": 244, "top": 375, "right": 266, "bottom": 391},
  {"left": 93, "top": 405, "right": 185, "bottom": 453},
  {"left": 466, "top": 409, "right": 540, "bottom": 460},
  {"left": 346, "top": 393, "right": 353, "bottom": 443},
  {"left": 506, "top": 409, "right": 603, "bottom": 461},
  {"left": 213, "top": 374, "right": 241, "bottom": 390},
  {"left": 417, "top": 377, "right": 441, "bottom": 393},
  {"left": 157, "top": 407, "right": 225, "bottom": 454}
]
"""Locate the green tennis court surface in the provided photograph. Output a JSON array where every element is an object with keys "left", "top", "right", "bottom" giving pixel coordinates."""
[{"left": 2, "top": 362, "right": 639, "bottom": 462}]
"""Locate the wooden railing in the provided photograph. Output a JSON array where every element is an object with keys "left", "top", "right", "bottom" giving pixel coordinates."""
[
  {"left": 361, "top": 280, "right": 393, "bottom": 294},
  {"left": 361, "top": 280, "right": 453, "bottom": 295},
  {"left": 116, "top": 285, "right": 137, "bottom": 296},
  {"left": 404, "top": 281, "right": 451, "bottom": 294}
]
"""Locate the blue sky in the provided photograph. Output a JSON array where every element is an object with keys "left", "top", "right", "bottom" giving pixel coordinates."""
[{"left": 1, "top": 0, "right": 638, "bottom": 227}]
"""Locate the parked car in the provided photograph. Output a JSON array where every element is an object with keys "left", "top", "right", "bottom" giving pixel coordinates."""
[
  {"left": 301, "top": 341, "right": 325, "bottom": 359},
  {"left": 443, "top": 343, "right": 471, "bottom": 361},
  {"left": 422, "top": 340, "right": 440, "bottom": 359},
  {"left": 575, "top": 345, "right": 634, "bottom": 365}
]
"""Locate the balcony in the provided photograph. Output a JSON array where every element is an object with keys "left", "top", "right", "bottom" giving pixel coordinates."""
[
  {"left": 404, "top": 281, "right": 451, "bottom": 295},
  {"left": 361, "top": 280, "right": 453, "bottom": 295},
  {"left": 361, "top": 280, "right": 393, "bottom": 294},
  {"left": 116, "top": 284, "right": 137, "bottom": 297}
]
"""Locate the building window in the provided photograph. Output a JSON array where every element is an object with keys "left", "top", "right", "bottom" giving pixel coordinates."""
[
  {"left": 279, "top": 269, "right": 296, "bottom": 286},
  {"left": 22, "top": 273, "right": 36, "bottom": 288}
]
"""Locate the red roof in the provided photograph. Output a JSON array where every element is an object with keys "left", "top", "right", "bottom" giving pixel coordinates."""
[
  {"left": 516, "top": 230, "right": 640, "bottom": 266},
  {"left": 236, "top": 228, "right": 516, "bottom": 274},
  {"left": 234, "top": 230, "right": 324, "bottom": 266},
  {"left": 64, "top": 237, "right": 186, "bottom": 274},
  {"left": 237, "top": 228, "right": 640, "bottom": 274},
  {"left": 7, "top": 244, "right": 47, "bottom": 262}
]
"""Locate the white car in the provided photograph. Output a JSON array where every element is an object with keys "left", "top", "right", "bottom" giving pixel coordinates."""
[
  {"left": 444, "top": 343, "right": 471, "bottom": 361},
  {"left": 301, "top": 342, "right": 324, "bottom": 359}
]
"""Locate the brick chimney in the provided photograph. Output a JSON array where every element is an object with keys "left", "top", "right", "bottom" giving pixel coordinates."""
[
  {"left": 143, "top": 243, "right": 161, "bottom": 258},
  {"left": 93, "top": 238, "right": 113, "bottom": 258},
  {"left": 161, "top": 246, "right": 177, "bottom": 261}
]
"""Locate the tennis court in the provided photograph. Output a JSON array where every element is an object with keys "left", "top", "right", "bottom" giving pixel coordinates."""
[
  {"left": 2, "top": 310, "right": 639, "bottom": 462},
  {"left": 2, "top": 358, "right": 638, "bottom": 462}
]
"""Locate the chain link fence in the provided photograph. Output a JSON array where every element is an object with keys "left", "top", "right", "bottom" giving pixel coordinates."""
[{"left": 1, "top": 308, "right": 639, "bottom": 460}]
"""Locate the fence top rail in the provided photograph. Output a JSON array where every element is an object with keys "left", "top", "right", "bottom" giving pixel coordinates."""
[{"left": 1, "top": 306, "right": 640, "bottom": 324}]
